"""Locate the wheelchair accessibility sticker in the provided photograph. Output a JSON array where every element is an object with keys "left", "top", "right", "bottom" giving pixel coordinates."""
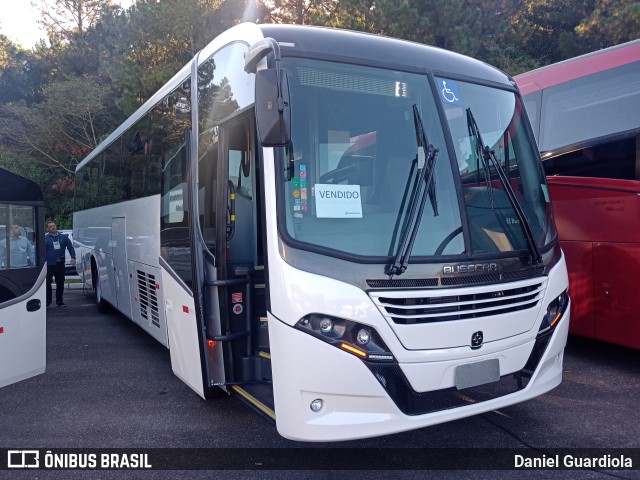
[{"left": 437, "top": 79, "right": 462, "bottom": 105}]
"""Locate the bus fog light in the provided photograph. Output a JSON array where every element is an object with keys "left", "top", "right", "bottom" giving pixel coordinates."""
[
  {"left": 319, "top": 317, "right": 334, "bottom": 335},
  {"left": 356, "top": 328, "right": 371, "bottom": 345},
  {"left": 310, "top": 399, "right": 323, "bottom": 412}
]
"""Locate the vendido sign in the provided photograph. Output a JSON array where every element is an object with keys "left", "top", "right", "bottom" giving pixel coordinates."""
[{"left": 314, "top": 184, "right": 363, "bottom": 218}]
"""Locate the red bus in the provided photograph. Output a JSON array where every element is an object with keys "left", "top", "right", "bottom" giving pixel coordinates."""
[{"left": 515, "top": 40, "right": 640, "bottom": 349}]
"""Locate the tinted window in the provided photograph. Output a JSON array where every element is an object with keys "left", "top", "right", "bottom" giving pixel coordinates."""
[
  {"left": 539, "top": 62, "right": 640, "bottom": 153},
  {"left": 0, "top": 204, "right": 40, "bottom": 303},
  {"left": 544, "top": 135, "right": 637, "bottom": 180},
  {"left": 0, "top": 206, "right": 37, "bottom": 270}
]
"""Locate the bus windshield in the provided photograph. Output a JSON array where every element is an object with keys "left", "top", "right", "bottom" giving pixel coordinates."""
[
  {"left": 440, "top": 78, "right": 555, "bottom": 255},
  {"left": 278, "top": 58, "right": 554, "bottom": 261}
]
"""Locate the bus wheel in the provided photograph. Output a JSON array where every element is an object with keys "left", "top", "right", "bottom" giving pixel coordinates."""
[{"left": 92, "top": 264, "right": 109, "bottom": 313}]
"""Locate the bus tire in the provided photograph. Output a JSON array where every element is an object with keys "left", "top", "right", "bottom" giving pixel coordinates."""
[{"left": 92, "top": 262, "right": 109, "bottom": 313}]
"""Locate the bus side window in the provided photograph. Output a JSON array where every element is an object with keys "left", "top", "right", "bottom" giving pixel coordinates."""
[
  {"left": 543, "top": 136, "right": 637, "bottom": 180},
  {"left": 198, "top": 128, "right": 218, "bottom": 248},
  {"left": 0, "top": 204, "right": 38, "bottom": 274},
  {"left": 228, "top": 128, "right": 252, "bottom": 199}
]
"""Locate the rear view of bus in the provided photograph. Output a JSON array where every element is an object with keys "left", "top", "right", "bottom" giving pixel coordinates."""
[
  {"left": 73, "top": 24, "right": 570, "bottom": 441},
  {"left": 515, "top": 40, "right": 640, "bottom": 349}
]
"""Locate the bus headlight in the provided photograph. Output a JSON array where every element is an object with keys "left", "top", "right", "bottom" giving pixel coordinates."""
[
  {"left": 296, "top": 314, "right": 394, "bottom": 362},
  {"left": 538, "top": 289, "right": 569, "bottom": 337},
  {"left": 356, "top": 328, "right": 371, "bottom": 345},
  {"left": 319, "top": 317, "right": 334, "bottom": 335}
]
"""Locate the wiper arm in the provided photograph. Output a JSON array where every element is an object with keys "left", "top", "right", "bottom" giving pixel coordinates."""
[
  {"left": 467, "top": 108, "right": 494, "bottom": 209},
  {"left": 466, "top": 108, "right": 542, "bottom": 265},
  {"left": 386, "top": 105, "right": 439, "bottom": 276}
]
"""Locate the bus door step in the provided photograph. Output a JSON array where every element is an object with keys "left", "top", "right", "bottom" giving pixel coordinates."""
[
  {"left": 237, "top": 352, "right": 271, "bottom": 381},
  {"left": 258, "top": 318, "right": 270, "bottom": 351},
  {"left": 231, "top": 383, "right": 275, "bottom": 424}
]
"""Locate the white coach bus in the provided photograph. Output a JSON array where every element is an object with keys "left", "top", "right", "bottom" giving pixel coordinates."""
[{"left": 73, "top": 23, "right": 570, "bottom": 441}]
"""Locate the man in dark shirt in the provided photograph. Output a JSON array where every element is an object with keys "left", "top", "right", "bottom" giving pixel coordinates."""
[{"left": 45, "top": 221, "right": 76, "bottom": 307}]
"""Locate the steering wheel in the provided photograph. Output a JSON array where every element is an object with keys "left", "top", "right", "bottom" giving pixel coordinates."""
[{"left": 434, "top": 226, "right": 463, "bottom": 255}]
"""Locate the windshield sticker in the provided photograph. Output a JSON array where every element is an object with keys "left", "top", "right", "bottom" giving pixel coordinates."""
[
  {"left": 437, "top": 79, "right": 462, "bottom": 106},
  {"left": 299, "top": 164, "right": 308, "bottom": 211},
  {"left": 291, "top": 165, "right": 309, "bottom": 221},
  {"left": 315, "top": 184, "right": 363, "bottom": 218}
]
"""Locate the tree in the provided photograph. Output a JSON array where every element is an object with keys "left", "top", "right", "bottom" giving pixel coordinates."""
[
  {"left": 509, "top": 0, "right": 588, "bottom": 64},
  {"left": 0, "top": 75, "right": 117, "bottom": 225},
  {"left": 32, "top": 0, "right": 112, "bottom": 43},
  {"left": 0, "top": 147, "right": 80, "bottom": 227},
  {"left": 257, "top": 0, "right": 536, "bottom": 73},
  {"left": 260, "top": 0, "right": 323, "bottom": 24},
  {"left": 0, "top": 35, "right": 56, "bottom": 105},
  {"left": 0, "top": 75, "right": 116, "bottom": 174},
  {"left": 96, "top": 0, "right": 247, "bottom": 115},
  {"left": 321, "top": 0, "right": 432, "bottom": 42},
  {"left": 576, "top": 0, "right": 640, "bottom": 47}
]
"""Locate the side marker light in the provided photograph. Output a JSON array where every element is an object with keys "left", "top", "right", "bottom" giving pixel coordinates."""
[{"left": 340, "top": 343, "right": 367, "bottom": 358}]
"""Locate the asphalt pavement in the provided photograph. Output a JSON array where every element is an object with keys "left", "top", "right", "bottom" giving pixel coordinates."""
[{"left": 1, "top": 287, "right": 639, "bottom": 479}]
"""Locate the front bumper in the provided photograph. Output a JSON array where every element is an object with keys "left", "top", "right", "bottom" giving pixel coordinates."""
[{"left": 268, "top": 302, "right": 570, "bottom": 442}]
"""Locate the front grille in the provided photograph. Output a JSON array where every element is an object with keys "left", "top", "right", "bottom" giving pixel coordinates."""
[
  {"left": 371, "top": 281, "right": 545, "bottom": 324},
  {"left": 365, "top": 331, "right": 553, "bottom": 416},
  {"left": 367, "top": 267, "right": 545, "bottom": 289},
  {"left": 367, "top": 278, "right": 438, "bottom": 288},
  {"left": 441, "top": 274, "right": 501, "bottom": 286}
]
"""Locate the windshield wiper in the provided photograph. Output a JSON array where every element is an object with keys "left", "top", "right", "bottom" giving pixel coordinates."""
[
  {"left": 467, "top": 109, "right": 494, "bottom": 209},
  {"left": 386, "top": 105, "right": 439, "bottom": 276},
  {"left": 466, "top": 108, "right": 542, "bottom": 265}
]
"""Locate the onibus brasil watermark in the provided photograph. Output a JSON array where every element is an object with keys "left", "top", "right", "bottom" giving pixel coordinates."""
[{"left": 7, "top": 450, "right": 151, "bottom": 470}]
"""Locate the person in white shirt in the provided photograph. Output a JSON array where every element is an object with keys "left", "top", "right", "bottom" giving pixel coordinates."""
[{"left": 0, "top": 224, "right": 35, "bottom": 268}]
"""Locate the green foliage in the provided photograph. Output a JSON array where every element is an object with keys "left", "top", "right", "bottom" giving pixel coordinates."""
[
  {"left": 319, "top": 0, "right": 433, "bottom": 43},
  {"left": 33, "top": 0, "right": 109, "bottom": 41},
  {"left": 0, "top": 36, "right": 56, "bottom": 104},
  {"left": 576, "top": 0, "right": 640, "bottom": 46},
  {"left": 0, "top": 75, "right": 116, "bottom": 173},
  {"left": 0, "top": 154, "right": 74, "bottom": 228}
]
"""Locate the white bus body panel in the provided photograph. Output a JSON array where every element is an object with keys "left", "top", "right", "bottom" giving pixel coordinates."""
[
  {"left": 159, "top": 266, "right": 205, "bottom": 399},
  {"left": 267, "top": 258, "right": 569, "bottom": 441},
  {"left": 0, "top": 266, "right": 47, "bottom": 388},
  {"left": 269, "top": 303, "right": 568, "bottom": 441},
  {"left": 111, "top": 216, "right": 132, "bottom": 321},
  {"left": 261, "top": 148, "right": 569, "bottom": 441},
  {"left": 74, "top": 196, "right": 168, "bottom": 346}
]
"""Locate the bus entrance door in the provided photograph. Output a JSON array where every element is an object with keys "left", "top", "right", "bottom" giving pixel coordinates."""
[
  {"left": 111, "top": 216, "right": 132, "bottom": 320},
  {"left": 160, "top": 262, "right": 207, "bottom": 399},
  {"left": 218, "top": 116, "right": 273, "bottom": 417}
]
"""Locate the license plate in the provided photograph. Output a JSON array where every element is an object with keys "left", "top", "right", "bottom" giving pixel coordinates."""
[{"left": 454, "top": 358, "right": 500, "bottom": 390}]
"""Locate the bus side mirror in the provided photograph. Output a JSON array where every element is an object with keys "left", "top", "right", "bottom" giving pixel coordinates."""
[{"left": 255, "top": 68, "right": 291, "bottom": 147}]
